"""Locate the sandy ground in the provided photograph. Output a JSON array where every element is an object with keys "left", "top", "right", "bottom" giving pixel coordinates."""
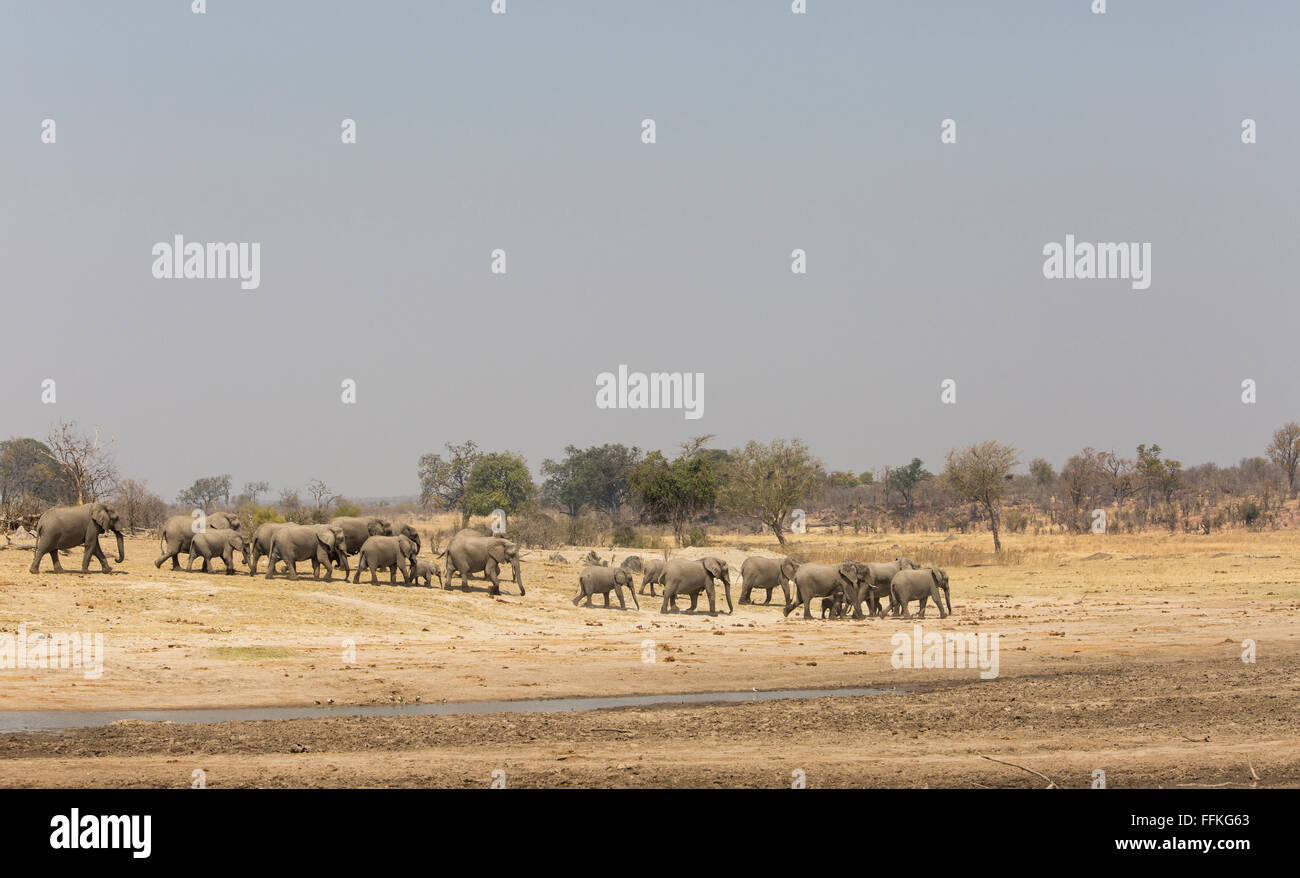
[{"left": 0, "top": 529, "right": 1297, "bottom": 787}]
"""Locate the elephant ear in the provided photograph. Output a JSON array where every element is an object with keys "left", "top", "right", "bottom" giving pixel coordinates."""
[
  {"left": 366, "top": 520, "right": 385, "bottom": 536},
  {"left": 838, "top": 561, "right": 859, "bottom": 583},
  {"left": 781, "top": 559, "right": 797, "bottom": 579},
  {"left": 930, "top": 568, "right": 941, "bottom": 586},
  {"left": 487, "top": 543, "right": 508, "bottom": 563},
  {"left": 702, "top": 557, "right": 722, "bottom": 578},
  {"left": 399, "top": 536, "right": 414, "bottom": 555},
  {"left": 91, "top": 504, "right": 112, "bottom": 531},
  {"left": 317, "top": 528, "right": 336, "bottom": 549}
]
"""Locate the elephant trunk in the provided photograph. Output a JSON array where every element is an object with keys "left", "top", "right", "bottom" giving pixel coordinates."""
[
  {"left": 722, "top": 576, "right": 733, "bottom": 614},
  {"left": 629, "top": 586, "right": 639, "bottom": 611},
  {"left": 512, "top": 557, "right": 524, "bottom": 595},
  {"left": 114, "top": 531, "right": 126, "bottom": 563}
]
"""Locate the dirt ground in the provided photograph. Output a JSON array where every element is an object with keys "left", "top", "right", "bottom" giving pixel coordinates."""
[{"left": 1, "top": 528, "right": 1297, "bottom": 787}]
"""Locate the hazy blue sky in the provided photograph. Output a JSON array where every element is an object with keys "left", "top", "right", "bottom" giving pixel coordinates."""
[{"left": 2, "top": 1, "right": 1297, "bottom": 500}]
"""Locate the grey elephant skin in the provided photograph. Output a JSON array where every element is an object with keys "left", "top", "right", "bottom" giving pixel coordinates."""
[
  {"left": 890, "top": 567, "right": 951, "bottom": 618},
  {"left": 329, "top": 517, "right": 422, "bottom": 575},
  {"left": 265, "top": 524, "right": 346, "bottom": 581},
  {"left": 854, "top": 557, "right": 921, "bottom": 618},
  {"left": 443, "top": 529, "right": 524, "bottom": 596},
  {"left": 784, "top": 562, "right": 863, "bottom": 620},
  {"left": 820, "top": 592, "right": 848, "bottom": 619},
  {"left": 411, "top": 558, "right": 442, "bottom": 588},
  {"left": 154, "top": 511, "right": 239, "bottom": 569},
  {"left": 30, "top": 502, "right": 126, "bottom": 574},
  {"left": 248, "top": 521, "right": 291, "bottom": 575},
  {"left": 659, "top": 558, "right": 732, "bottom": 615},
  {"left": 187, "top": 529, "right": 250, "bottom": 575},
  {"left": 739, "top": 556, "right": 798, "bottom": 605},
  {"left": 354, "top": 535, "right": 419, "bottom": 585},
  {"left": 574, "top": 566, "right": 638, "bottom": 610},
  {"left": 638, "top": 558, "right": 666, "bottom": 596}
]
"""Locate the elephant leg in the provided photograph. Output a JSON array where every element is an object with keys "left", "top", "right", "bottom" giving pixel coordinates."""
[
  {"left": 705, "top": 584, "right": 717, "bottom": 616},
  {"left": 485, "top": 559, "right": 501, "bottom": 595},
  {"left": 614, "top": 587, "right": 626, "bottom": 610},
  {"left": 186, "top": 551, "right": 197, "bottom": 571},
  {"left": 929, "top": 586, "right": 947, "bottom": 618},
  {"left": 659, "top": 589, "right": 674, "bottom": 614},
  {"left": 388, "top": 564, "right": 398, "bottom": 585},
  {"left": 80, "top": 541, "right": 97, "bottom": 573},
  {"left": 764, "top": 586, "right": 774, "bottom": 605},
  {"left": 352, "top": 555, "right": 364, "bottom": 584},
  {"left": 338, "top": 552, "right": 351, "bottom": 577},
  {"left": 738, "top": 580, "right": 751, "bottom": 604},
  {"left": 602, "top": 591, "right": 611, "bottom": 608}
]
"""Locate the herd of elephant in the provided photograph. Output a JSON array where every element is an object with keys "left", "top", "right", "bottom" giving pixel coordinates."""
[
  {"left": 25, "top": 501, "right": 950, "bottom": 618},
  {"left": 25, "top": 502, "right": 524, "bottom": 596},
  {"left": 573, "top": 555, "right": 953, "bottom": 619}
]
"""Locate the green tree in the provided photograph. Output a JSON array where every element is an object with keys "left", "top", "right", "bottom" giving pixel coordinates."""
[
  {"left": 629, "top": 447, "right": 717, "bottom": 547},
  {"left": 1028, "top": 458, "right": 1056, "bottom": 487},
  {"left": 1136, "top": 444, "right": 1183, "bottom": 507},
  {"left": 0, "top": 437, "right": 76, "bottom": 516},
  {"left": 463, "top": 452, "right": 536, "bottom": 519},
  {"left": 177, "top": 474, "right": 232, "bottom": 510},
  {"left": 886, "top": 458, "right": 932, "bottom": 515},
  {"left": 540, "top": 444, "right": 642, "bottom": 526},
  {"left": 418, "top": 440, "right": 481, "bottom": 527},
  {"left": 718, "top": 439, "right": 821, "bottom": 546},
  {"left": 942, "top": 441, "right": 1019, "bottom": 551}
]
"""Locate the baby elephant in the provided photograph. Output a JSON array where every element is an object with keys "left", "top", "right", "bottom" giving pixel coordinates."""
[
  {"left": 819, "top": 590, "right": 848, "bottom": 619},
  {"left": 187, "top": 529, "right": 250, "bottom": 575},
  {"left": 411, "top": 558, "right": 443, "bottom": 588},
  {"left": 574, "top": 566, "right": 639, "bottom": 610},
  {"left": 889, "top": 567, "right": 952, "bottom": 619}
]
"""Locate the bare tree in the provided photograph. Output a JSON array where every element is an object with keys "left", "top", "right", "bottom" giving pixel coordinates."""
[
  {"left": 942, "top": 441, "right": 1019, "bottom": 552},
  {"left": 243, "top": 481, "right": 270, "bottom": 505},
  {"left": 1100, "top": 451, "right": 1137, "bottom": 510},
  {"left": 44, "top": 421, "right": 118, "bottom": 504},
  {"left": 306, "top": 479, "right": 336, "bottom": 510},
  {"left": 1266, "top": 423, "right": 1300, "bottom": 498}
]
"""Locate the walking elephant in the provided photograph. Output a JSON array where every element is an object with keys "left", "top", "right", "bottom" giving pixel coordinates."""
[
  {"left": 852, "top": 557, "right": 921, "bottom": 618},
  {"left": 248, "top": 521, "right": 291, "bottom": 575},
  {"left": 738, "top": 556, "right": 798, "bottom": 605},
  {"left": 187, "top": 530, "right": 250, "bottom": 575},
  {"left": 639, "top": 558, "right": 667, "bottom": 596},
  {"left": 353, "top": 534, "right": 419, "bottom": 585},
  {"left": 154, "top": 511, "right": 240, "bottom": 570},
  {"left": 265, "top": 524, "right": 346, "bottom": 581},
  {"left": 890, "top": 567, "right": 951, "bottom": 619},
  {"left": 411, "top": 558, "right": 443, "bottom": 588},
  {"left": 820, "top": 592, "right": 848, "bottom": 619},
  {"left": 443, "top": 529, "right": 523, "bottom": 596},
  {"left": 783, "top": 562, "right": 865, "bottom": 620},
  {"left": 573, "top": 566, "right": 638, "bottom": 610},
  {"left": 659, "top": 558, "right": 733, "bottom": 615},
  {"left": 29, "top": 502, "right": 126, "bottom": 574}
]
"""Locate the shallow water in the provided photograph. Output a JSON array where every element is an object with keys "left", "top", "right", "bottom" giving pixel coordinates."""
[{"left": 0, "top": 686, "right": 896, "bottom": 733}]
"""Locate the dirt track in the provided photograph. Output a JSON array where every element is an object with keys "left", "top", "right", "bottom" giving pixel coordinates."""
[{"left": 1, "top": 531, "right": 1297, "bottom": 787}]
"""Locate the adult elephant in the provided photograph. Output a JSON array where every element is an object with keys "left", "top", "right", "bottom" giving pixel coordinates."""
[
  {"left": 329, "top": 516, "right": 421, "bottom": 576},
  {"left": 659, "top": 557, "right": 732, "bottom": 615},
  {"left": 574, "top": 566, "right": 638, "bottom": 610},
  {"left": 783, "top": 562, "right": 865, "bottom": 620},
  {"left": 187, "top": 530, "right": 250, "bottom": 575},
  {"left": 154, "top": 511, "right": 240, "bottom": 570},
  {"left": 248, "top": 521, "right": 291, "bottom": 575},
  {"left": 265, "top": 524, "right": 346, "bottom": 581},
  {"left": 443, "top": 529, "right": 523, "bottom": 596},
  {"left": 890, "top": 567, "right": 951, "bottom": 619},
  {"left": 738, "top": 556, "right": 798, "bottom": 605},
  {"left": 353, "top": 534, "right": 419, "bottom": 585},
  {"left": 853, "top": 557, "right": 921, "bottom": 618},
  {"left": 29, "top": 502, "right": 126, "bottom": 574}
]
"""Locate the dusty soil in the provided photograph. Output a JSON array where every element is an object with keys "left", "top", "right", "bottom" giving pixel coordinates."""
[{"left": 1, "top": 529, "right": 1297, "bottom": 787}]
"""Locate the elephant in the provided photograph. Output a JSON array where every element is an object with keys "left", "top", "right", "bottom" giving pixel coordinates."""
[
  {"left": 573, "top": 566, "right": 639, "bottom": 610},
  {"left": 738, "top": 556, "right": 798, "bottom": 605},
  {"left": 29, "top": 502, "right": 126, "bottom": 574},
  {"left": 820, "top": 591, "right": 848, "bottom": 619},
  {"left": 265, "top": 524, "right": 346, "bottom": 581},
  {"left": 619, "top": 555, "right": 643, "bottom": 573},
  {"left": 248, "top": 521, "right": 291, "bottom": 575},
  {"left": 443, "top": 529, "right": 524, "bottom": 596},
  {"left": 659, "top": 558, "right": 733, "bottom": 615},
  {"left": 890, "top": 567, "right": 951, "bottom": 619},
  {"left": 187, "top": 529, "right": 250, "bottom": 575},
  {"left": 852, "top": 557, "right": 922, "bottom": 618},
  {"left": 154, "top": 511, "right": 240, "bottom": 569},
  {"left": 783, "top": 562, "right": 865, "bottom": 620},
  {"left": 411, "top": 558, "right": 443, "bottom": 588},
  {"left": 328, "top": 517, "right": 422, "bottom": 575},
  {"left": 639, "top": 558, "right": 667, "bottom": 596},
  {"left": 353, "top": 534, "right": 419, "bottom": 585}
]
